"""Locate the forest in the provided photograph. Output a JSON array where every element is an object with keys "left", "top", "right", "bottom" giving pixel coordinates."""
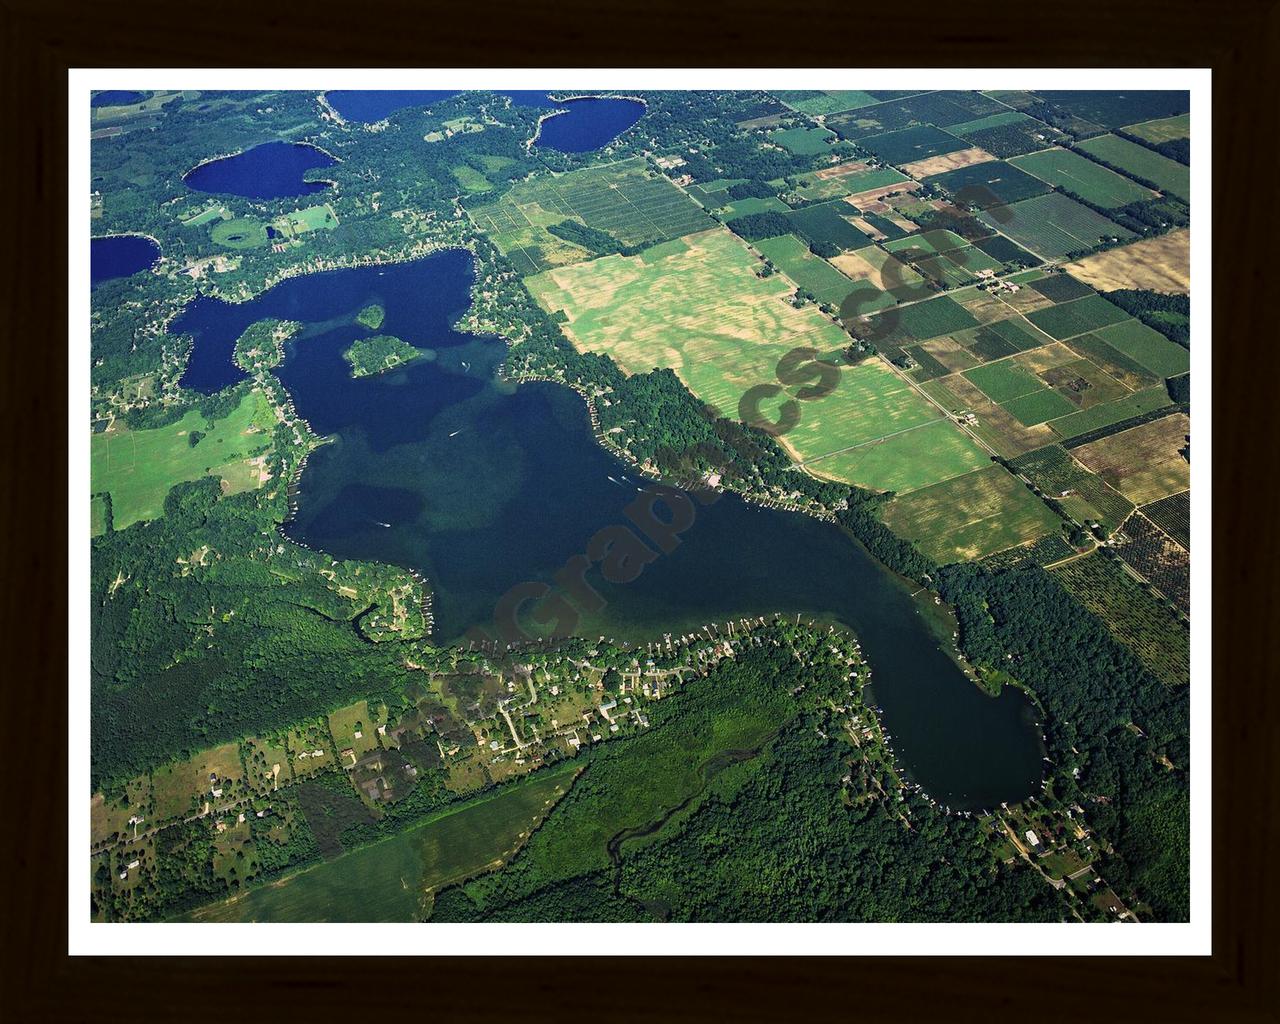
[{"left": 431, "top": 637, "right": 1069, "bottom": 922}]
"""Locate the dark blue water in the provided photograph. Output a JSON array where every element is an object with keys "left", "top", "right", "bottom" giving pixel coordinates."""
[
  {"left": 323, "top": 90, "right": 644, "bottom": 152},
  {"left": 92, "top": 90, "right": 146, "bottom": 108},
  {"left": 533, "top": 98, "right": 645, "bottom": 152},
  {"left": 170, "top": 253, "right": 1043, "bottom": 809},
  {"left": 91, "top": 235, "right": 160, "bottom": 287},
  {"left": 183, "top": 141, "right": 337, "bottom": 200}
]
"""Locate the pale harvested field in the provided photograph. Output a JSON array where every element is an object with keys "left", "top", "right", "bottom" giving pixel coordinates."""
[
  {"left": 1064, "top": 229, "right": 1190, "bottom": 294},
  {"left": 954, "top": 288, "right": 1018, "bottom": 324},
  {"left": 847, "top": 216, "right": 886, "bottom": 241},
  {"left": 830, "top": 248, "right": 921, "bottom": 291},
  {"left": 900, "top": 147, "right": 996, "bottom": 179},
  {"left": 845, "top": 179, "right": 920, "bottom": 209},
  {"left": 920, "top": 336, "right": 981, "bottom": 372},
  {"left": 1070, "top": 413, "right": 1191, "bottom": 504},
  {"left": 993, "top": 286, "right": 1057, "bottom": 315},
  {"left": 814, "top": 160, "right": 871, "bottom": 180},
  {"left": 1012, "top": 341, "right": 1081, "bottom": 375}
]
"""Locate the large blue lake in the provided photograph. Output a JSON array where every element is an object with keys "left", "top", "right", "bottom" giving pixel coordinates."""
[
  {"left": 171, "top": 252, "right": 1044, "bottom": 810},
  {"left": 183, "top": 141, "right": 337, "bottom": 200},
  {"left": 324, "top": 90, "right": 645, "bottom": 152},
  {"left": 91, "top": 235, "right": 160, "bottom": 286}
]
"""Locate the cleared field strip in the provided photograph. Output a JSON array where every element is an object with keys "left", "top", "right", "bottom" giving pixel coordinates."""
[{"left": 91, "top": 388, "right": 275, "bottom": 530}]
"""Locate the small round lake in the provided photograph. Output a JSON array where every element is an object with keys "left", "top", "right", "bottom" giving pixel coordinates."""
[
  {"left": 91, "top": 235, "right": 160, "bottom": 286},
  {"left": 183, "top": 141, "right": 337, "bottom": 200},
  {"left": 533, "top": 97, "right": 645, "bottom": 153},
  {"left": 92, "top": 90, "right": 147, "bottom": 108},
  {"left": 323, "top": 90, "right": 644, "bottom": 152},
  {"left": 171, "top": 253, "right": 1044, "bottom": 811}
]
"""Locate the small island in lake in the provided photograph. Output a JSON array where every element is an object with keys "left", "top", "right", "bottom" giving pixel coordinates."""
[
  {"left": 343, "top": 334, "right": 426, "bottom": 377},
  {"left": 355, "top": 302, "right": 385, "bottom": 329}
]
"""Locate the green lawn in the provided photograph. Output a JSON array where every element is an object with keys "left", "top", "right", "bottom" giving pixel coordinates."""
[
  {"left": 210, "top": 217, "right": 268, "bottom": 249},
  {"left": 90, "top": 389, "right": 275, "bottom": 529}
]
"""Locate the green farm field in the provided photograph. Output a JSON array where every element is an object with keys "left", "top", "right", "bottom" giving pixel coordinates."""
[
  {"left": 754, "top": 233, "right": 859, "bottom": 305},
  {"left": 1047, "top": 386, "right": 1173, "bottom": 442},
  {"left": 469, "top": 157, "right": 714, "bottom": 274},
  {"left": 793, "top": 165, "right": 908, "bottom": 201},
  {"left": 528, "top": 227, "right": 976, "bottom": 491},
  {"left": 881, "top": 464, "right": 1061, "bottom": 563},
  {"left": 1010, "top": 148, "right": 1154, "bottom": 208},
  {"left": 1076, "top": 134, "right": 1190, "bottom": 200},
  {"left": 776, "top": 90, "right": 881, "bottom": 115},
  {"left": 1124, "top": 114, "right": 1190, "bottom": 144},
  {"left": 90, "top": 388, "right": 275, "bottom": 530},
  {"left": 1002, "top": 387, "right": 1079, "bottom": 426},
  {"left": 978, "top": 193, "right": 1135, "bottom": 259},
  {"left": 1092, "top": 319, "right": 1190, "bottom": 378},
  {"left": 1026, "top": 294, "right": 1130, "bottom": 340},
  {"left": 769, "top": 125, "right": 836, "bottom": 155},
  {"left": 963, "top": 359, "right": 1045, "bottom": 404},
  {"left": 719, "top": 196, "right": 790, "bottom": 218},
  {"left": 805, "top": 417, "right": 989, "bottom": 496},
  {"left": 1009, "top": 444, "right": 1135, "bottom": 532}
]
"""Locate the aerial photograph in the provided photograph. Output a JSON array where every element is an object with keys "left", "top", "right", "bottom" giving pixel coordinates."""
[{"left": 85, "top": 83, "right": 1195, "bottom": 927}]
